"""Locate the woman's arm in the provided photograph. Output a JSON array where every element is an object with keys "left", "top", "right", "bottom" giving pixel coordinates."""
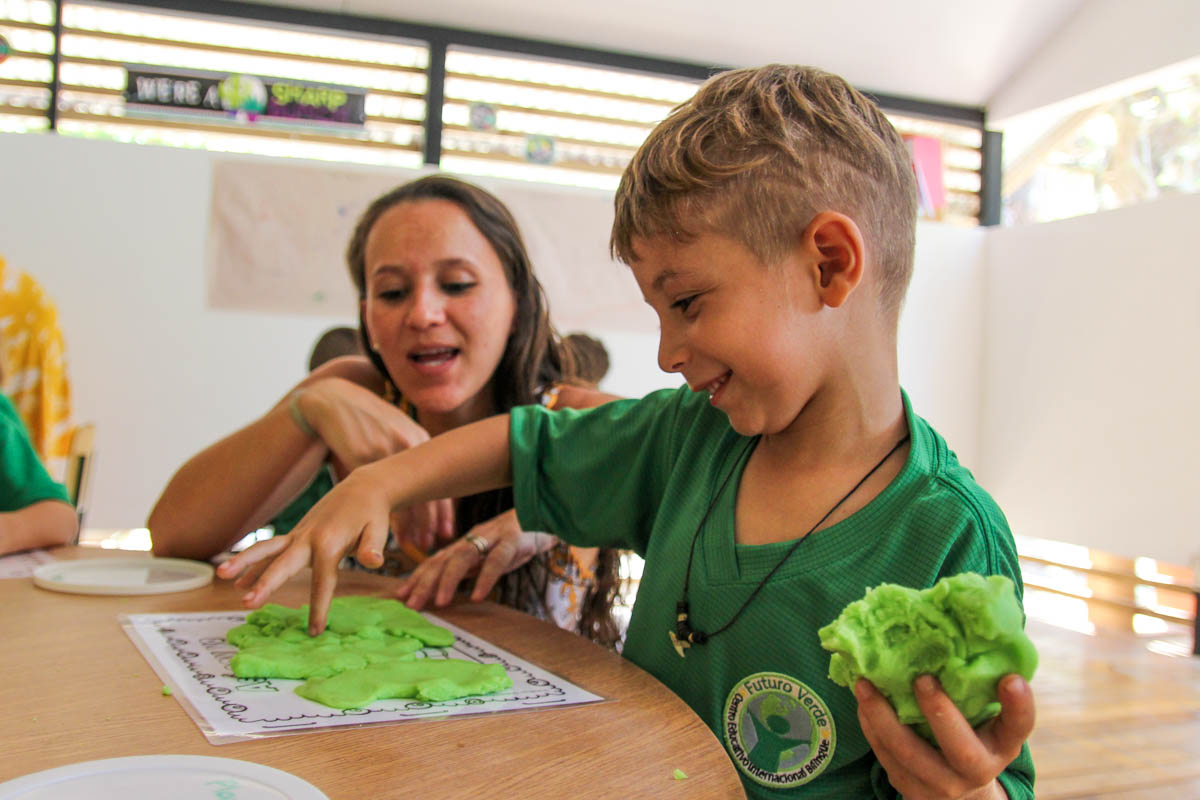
[
  {"left": 148, "top": 357, "right": 386, "bottom": 561},
  {"left": 147, "top": 388, "right": 331, "bottom": 561},
  {"left": 0, "top": 499, "right": 78, "bottom": 556}
]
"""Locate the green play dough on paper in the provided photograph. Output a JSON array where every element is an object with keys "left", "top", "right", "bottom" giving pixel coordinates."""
[
  {"left": 296, "top": 659, "right": 514, "bottom": 709},
  {"left": 226, "top": 596, "right": 512, "bottom": 708},
  {"left": 229, "top": 595, "right": 454, "bottom": 647},
  {"left": 227, "top": 637, "right": 413, "bottom": 680},
  {"left": 818, "top": 573, "right": 1037, "bottom": 739}
]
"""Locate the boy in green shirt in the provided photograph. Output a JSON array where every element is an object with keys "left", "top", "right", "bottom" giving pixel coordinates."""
[
  {"left": 0, "top": 393, "right": 76, "bottom": 555},
  {"left": 222, "top": 64, "right": 1036, "bottom": 799}
]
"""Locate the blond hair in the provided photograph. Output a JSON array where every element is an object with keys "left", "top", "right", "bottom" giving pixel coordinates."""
[{"left": 611, "top": 64, "right": 918, "bottom": 319}]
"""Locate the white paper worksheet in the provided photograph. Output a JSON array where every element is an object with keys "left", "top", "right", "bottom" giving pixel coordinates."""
[
  {"left": 0, "top": 549, "right": 54, "bottom": 579},
  {"left": 121, "top": 610, "right": 605, "bottom": 744}
]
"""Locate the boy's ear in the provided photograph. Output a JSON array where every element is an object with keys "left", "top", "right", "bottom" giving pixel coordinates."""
[{"left": 800, "top": 212, "right": 865, "bottom": 309}]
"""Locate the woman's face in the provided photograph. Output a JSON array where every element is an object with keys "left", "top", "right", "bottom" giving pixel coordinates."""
[{"left": 362, "top": 199, "right": 517, "bottom": 424}]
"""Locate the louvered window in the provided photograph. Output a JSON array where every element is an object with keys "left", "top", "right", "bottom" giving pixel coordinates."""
[
  {"left": 0, "top": 0, "right": 55, "bottom": 133},
  {"left": 438, "top": 46, "right": 700, "bottom": 191},
  {"left": 1, "top": 1, "right": 993, "bottom": 226},
  {"left": 888, "top": 113, "right": 985, "bottom": 227},
  {"left": 1001, "top": 63, "right": 1199, "bottom": 225},
  {"left": 53, "top": 1, "right": 427, "bottom": 166}
]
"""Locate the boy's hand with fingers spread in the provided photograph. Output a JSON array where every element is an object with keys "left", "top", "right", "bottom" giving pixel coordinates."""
[
  {"left": 394, "top": 508, "right": 554, "bottom": 610},
  {"left": 216, "top": 462, "right": 396, "bottom": 635},
  {"left": 216, "top": 414, "right": 516, "bottom": 636},
  {"left": 855, "top": 673, "right": 1035, "bottom": 800}
]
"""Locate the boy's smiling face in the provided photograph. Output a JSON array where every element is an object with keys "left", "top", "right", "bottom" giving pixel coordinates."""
[{"left": 630, "top": 230, "right": 830, "bottom": 437}]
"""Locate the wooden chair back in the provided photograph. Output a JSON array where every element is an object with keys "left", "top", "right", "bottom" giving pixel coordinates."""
[{"left": 64, "top": 423, "right": 95, "bottom": 540}]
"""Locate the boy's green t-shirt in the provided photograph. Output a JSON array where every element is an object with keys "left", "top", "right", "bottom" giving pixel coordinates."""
[
  {"left": 0, "top": 393, "right": 69, "bottom": 511},
  {"left": 510, "top": 386, "right": 1034, "bottom": 800}
]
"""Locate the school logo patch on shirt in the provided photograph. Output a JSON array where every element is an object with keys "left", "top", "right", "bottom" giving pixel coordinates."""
[{"left": 723, "top": 671, "right": 836, "bottom": 788}]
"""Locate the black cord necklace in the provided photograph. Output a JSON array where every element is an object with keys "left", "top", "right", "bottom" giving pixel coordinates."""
[{"left": 669, "top": 432, "right": 911, "bottom": 657}]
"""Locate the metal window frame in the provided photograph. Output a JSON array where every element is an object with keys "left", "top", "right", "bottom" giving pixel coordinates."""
[
  {"left": 35, "top": 0, "right": 1001, "bottom": 223},
  {"left": 48, "top": 0, "right": 64, "bottom": 130}
]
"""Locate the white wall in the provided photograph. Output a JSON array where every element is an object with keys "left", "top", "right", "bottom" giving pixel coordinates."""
[
  {"left": 1, "top": 135, "right": 352, "bottom": 531},
  {"left": 900, "top": 222, "right": 987, "bottom": 467},
  {"left": 981, "top": 192, "right": 1200, "bottom": 567},
  {"left": 989, "top": 0, "right": 1200, "bottom": 121},
  {"left": 982, "top": 0, "right": 1200, "bottom": 567},
  {"left": 0, "top": 132, "right": 985, "bottom": 532}
]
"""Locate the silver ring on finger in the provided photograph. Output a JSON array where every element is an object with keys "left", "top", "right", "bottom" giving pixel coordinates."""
[{"left": 463, "top": 532, "right": 490, "bottom": 558}]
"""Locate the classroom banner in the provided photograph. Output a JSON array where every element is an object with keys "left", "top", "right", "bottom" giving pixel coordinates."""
[
  {"left": 206, "top": 160, "right": 657, "bottom": 335},
  {"left": 123, "top": 65, "right": 367, "bottom": 128}
]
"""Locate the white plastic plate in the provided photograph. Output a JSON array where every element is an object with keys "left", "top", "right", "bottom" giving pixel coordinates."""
[
  {"left": 0, "top": 755, "right": 328, "bottom": 799},
  {"left": 32, "top": 557, "right": 214, "bottom": 595}
]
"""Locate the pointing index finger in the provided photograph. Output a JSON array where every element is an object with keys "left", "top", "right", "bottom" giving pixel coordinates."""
[
  {"left": 242, "top": 538, "right": 313, "bottom": 608},
  {"left": 308, "top": 566, "right": 335, "bottom": 636}
]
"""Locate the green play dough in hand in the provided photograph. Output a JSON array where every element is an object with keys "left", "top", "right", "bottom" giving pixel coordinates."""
[
  {"left": 226, "top": 596, "right": 512, "bottom": 708},
  {"left": 818, "top": 573, "right": 1037, "bottom": 739}
]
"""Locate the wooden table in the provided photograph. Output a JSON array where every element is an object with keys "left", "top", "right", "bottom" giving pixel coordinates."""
[{"left": 0, "top": 547, "right": 745, "bottom": 798}]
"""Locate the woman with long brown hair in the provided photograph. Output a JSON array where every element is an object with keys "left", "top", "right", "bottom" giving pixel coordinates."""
[{"left": 149, "top": 175, "right": 623, "bottom": 647}]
